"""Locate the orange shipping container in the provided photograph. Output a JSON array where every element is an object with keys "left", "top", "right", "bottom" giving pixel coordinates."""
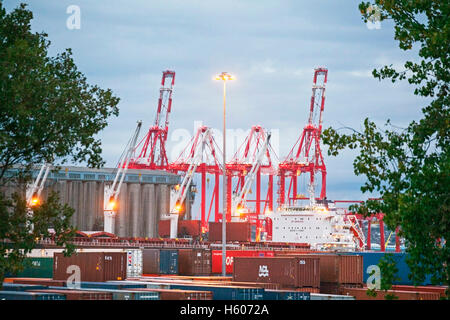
[
  {"left": 340, "top": 287, "right": 441, "bottom": 300},
  {"left": 53, "top": 252, "right": 126, "bottom": 282},
  {"left": 282, "top": 254, "right": 363, "bottom": 285}
]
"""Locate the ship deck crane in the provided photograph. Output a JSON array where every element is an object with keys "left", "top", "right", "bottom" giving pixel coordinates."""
[{"left": 104, "top": 121, "right": 142, "bottom": 234}]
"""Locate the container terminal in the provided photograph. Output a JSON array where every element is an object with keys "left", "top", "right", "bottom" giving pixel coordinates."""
[{"left": 1, "top": 69, "right": 445, "bottom": 301}]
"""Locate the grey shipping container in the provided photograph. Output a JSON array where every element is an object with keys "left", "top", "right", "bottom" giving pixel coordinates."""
[
  {"left": 126, "top": 249, "right": 143, "bottom": 278},
  {"left": 142, "top": 249, "right": 178, "bottom": 275},
  {"left": 233, "top": 257, "right": 320, "bottom": 289},
  {"left": 0, "top": 291, "right": 66, "bottom": 300},
  {"left": 53, "top": 252, "right": 127, "bottom": 282},
  {"left": 178, "top": 249, "right": 212, "bottom": 276},
  {"left": 45, "top": 286, "right": 160, "bottom": 300}
]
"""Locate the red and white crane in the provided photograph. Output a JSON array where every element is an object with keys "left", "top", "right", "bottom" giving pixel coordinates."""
[
  {"left": 104, "top": 121, "right": 142, "bottom": 234},
  {"left": 128, "top": 70, "right": 175, "bottom": 170},
  {"left": 230, "top": 131, "right": 272, "bottom": 220},
  {"left": 278, "top": 67, "right": 328, "bottom": 207},
  {"left": 168, "top": 125, "right": 223, "bottom": 236}
]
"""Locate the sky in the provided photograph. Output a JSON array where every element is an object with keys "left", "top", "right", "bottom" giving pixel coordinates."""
[{"left": 4, "top": 1, "right": 428, "bottom": 215}]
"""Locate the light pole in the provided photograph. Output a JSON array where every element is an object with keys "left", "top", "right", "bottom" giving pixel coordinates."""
[{"left": 215, "top": 72, "right": 234, "bottom": 276}]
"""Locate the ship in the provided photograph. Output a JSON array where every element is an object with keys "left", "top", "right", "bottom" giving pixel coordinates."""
[{"left": 271, "top": 196, "right": 366, "bottom": 251}]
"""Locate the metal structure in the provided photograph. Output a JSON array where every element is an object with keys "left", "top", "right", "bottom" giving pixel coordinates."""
[
  {"left": 278, "top": 68, "right": 328, "bottom": 207},
  {"left": 26, "top": 163, "right": 51, "bottom": 207},
  {"left": 129, "top": 70, "right": 175, "bottom": 170},
  {"left": 104, "top": 121, "right": 143, "bottom": 234},
  {"left": 226, "top": 126, "right": 276, "bottom": 240},
  {"left": 168, "top": 125, "right": 223, "bottom": 234}
]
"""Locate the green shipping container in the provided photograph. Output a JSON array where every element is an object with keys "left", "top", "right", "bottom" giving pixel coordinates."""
[{"left": 5, "top": 257, "right": 53, "bottom": 278}]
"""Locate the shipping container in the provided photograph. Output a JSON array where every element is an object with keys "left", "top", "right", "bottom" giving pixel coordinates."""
[
  {"left": 211, "top": 250, "right": 261, "bottom": 274},
  {"left": 344, "top": 252, "right": 434, "bottom": 286},
  {"left": 30, "top": 289, "right": 113, "bottom": 300},
  {"left": 130, "top": 288, "right": 213, "bottom": 300},
  {"left": 53, "top": 252, "right": 127, "bottom": 282},
  {"left": 5, "top": 257, "right": 53, "bottom": 278},
  {"left": 310, "top": 293, "right": 356, "bottom": 300},
  {"left": 164, "top": 283, "right": 264, "bottom": 300},
  {"left": 0, "top": 291, "right": 66, "bottom": 300},
  {"left": 126, "top": 249, "right": 143, "bottom": 278},
  {"left": 10, "top": 278, "right": 66, "bottom": 287},
  {"left": 77, "top": 281, "right": 147, "bottom": 290},
  {"left": 233, "top": 257, "right": 320, "bottom": 289},
  {"left": 208, "top": 222, "right": 255, "bottom": 242},
  {"left": 142, "top": 249, "right": 178, "bottom": 275},
  {"left": 0, "top": 283, "right": 47, "bottom": 291},
  {"left": 391, "top": 285, "right": 447, "bottom": 298},
  {"left": 159, "top": 220, "right": 203, "bottom": 239},
  {"left": 279, "top": 254, "right": 363, "bottom": 285},
  {"left": 106, "top": 280, "right": 171, "bottom": 289},
  {"left": 263, "top": 290, "right": 310, "bottom": 300},
  {"left": 339, "top": 287, "right": 441, "bottom": 300},
  {"left": 178, "top": 249, "right": 211, "bottom": 276},
  {"left": 44, "top": 286, "right": 159, "bottom": 300}
]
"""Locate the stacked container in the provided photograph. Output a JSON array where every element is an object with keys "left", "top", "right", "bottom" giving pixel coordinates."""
[
  {"left": 178, "top": 249, "right": 212, "bottom": 276},
  {"left": 208, "top": 222, "right": 255, "bottom": 242},
  {"left": 142, "top": 249, "right": 178, "bottom": 275},
  {"left": 233, "top": 256, "right": 320, "bottom": 290},
  {"left": 53, "top": 252, "right": 127, "bottom": 282},
  {"left": 159, "top": 220, "right": 203, "bottom": 239}
]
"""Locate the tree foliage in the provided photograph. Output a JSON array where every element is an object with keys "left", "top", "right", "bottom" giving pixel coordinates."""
[
  {"left": 322, "top": 1, "right": 449, "bottom": 298},
  {"left": 0, "top": 3, "right": 120, "bottom": 179},
  {"left": 0, "top": 3, "right": 120, "bottom": 287}
]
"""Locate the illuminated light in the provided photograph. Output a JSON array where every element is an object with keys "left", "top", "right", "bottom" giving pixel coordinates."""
[
  {"left": 30, "top": 197, "right": 39, "bottom": 206},
  {"left": 214, "top": 72, "right": 235, "bottom": 81},
  {"left": 174, "top": 204, "right": 182, "bottom": 213},
  {"left": 174, "top": 184, "right": 180, "bottom": 191},
  {"left": 109, "top": 200, "right": 116, "bottom": 210}
]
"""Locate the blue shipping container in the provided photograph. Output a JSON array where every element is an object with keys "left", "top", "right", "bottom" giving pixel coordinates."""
[
  {"left": 345, "top": 252, "right": 433, "bottom": 285},
  {"left": 167, "top": 283, "right": 264, "bottom": 300},
  {"left": 0, "top": 291, "right": 66, "bottom": 300},
  {"left": 1, "top": 283, "right": 48, "bottom": 292},
  {"left": 159, "top": 250, "right": 178, "bottom": 274},
  {"left": 77, "top": 281, "right": 148, "bottom": 290},
  {"left": 263, "top": 290, "right": 310, "bottom": 300}
]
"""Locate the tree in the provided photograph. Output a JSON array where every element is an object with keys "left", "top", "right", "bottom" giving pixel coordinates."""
[
  {"left": 0, "top": 3, "right": 120, "bottom": 286},
  {"left": 322, "top": 1, "right": 449, "bottom": 298}
]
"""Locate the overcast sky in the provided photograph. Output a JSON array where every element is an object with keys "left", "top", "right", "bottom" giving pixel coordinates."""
[{"left": 5, "top": 1, "right": 428, "bottom": 213}]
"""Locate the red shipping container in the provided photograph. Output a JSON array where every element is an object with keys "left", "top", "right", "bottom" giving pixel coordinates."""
[
  {"left": 178, "top": 249, "right": 211, "bottom": 276},
  {"left": 159, "top": 220, "right": 202, "bottom": 238},
  {"left": 212, "top": 250, "right": 258, "bottom": 274},
  {"left": 30, "top": 289, "right": 112, "bottom": 300},
  {"left": 208, "top": 222, "right": 254, "bottom": 242},
  {"left": 233, "top": 256, "right": 320, "bottom": 289},
  {"left": 11, "top": 278, "right": 67, "bottom": 287}
]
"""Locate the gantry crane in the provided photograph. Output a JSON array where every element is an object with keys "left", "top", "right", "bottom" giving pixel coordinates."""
[
  {"left": 278, "top": 68, "right": 328, "bottom": 207},
  {"left": 164, "top": 126, "right": 219, "bottom": 238},
  {"left": 128, "top": 70, "right": 175, "bottom": 170},
  {"left": 103, "top": 121, "right": 142, "bottom": 234},
  {"left": 230, "top": 131, "right": 272, "bottom": 221}
]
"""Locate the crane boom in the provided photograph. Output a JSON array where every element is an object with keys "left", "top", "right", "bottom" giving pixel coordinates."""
[
  {"left": 104, "top": 121, "right": 143, "bottom": 233},
  {"left": 26, "top": 163, "right": 51, "bottom": 206},
  {"left": 231, "top": 132, "right": 271, "bottom": 220}
]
